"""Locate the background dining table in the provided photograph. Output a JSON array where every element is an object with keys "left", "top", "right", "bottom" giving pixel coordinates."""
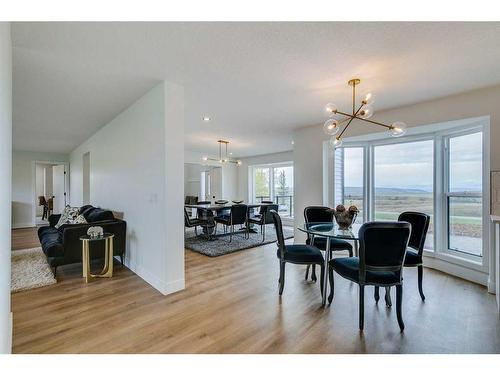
[{"left": 184, "top": 202, "right": 275, "bottom": 234}]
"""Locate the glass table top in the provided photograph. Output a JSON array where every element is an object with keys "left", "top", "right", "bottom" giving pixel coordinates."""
[{"left": 298, "top": 222, "right": 361, "bottom": 240}]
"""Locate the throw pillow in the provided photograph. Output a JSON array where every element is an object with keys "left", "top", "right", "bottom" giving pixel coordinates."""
[{"left": 55, "top": 206, "right": 81, "bottom": 229}]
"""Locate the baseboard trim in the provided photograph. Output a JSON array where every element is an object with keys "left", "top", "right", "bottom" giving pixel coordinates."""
[
  {"left": 12, "top": 223, "right": 35, "bottom": 229},
  {"left": 132, "top": 262, "right": 185, "bottom": 296}
]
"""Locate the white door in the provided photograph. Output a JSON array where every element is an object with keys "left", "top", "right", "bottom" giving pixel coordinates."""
[{"left": 52, "top": 164, "right": 66, "bottom": 214}]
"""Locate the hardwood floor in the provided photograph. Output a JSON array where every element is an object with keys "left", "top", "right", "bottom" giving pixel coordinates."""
[{"left": 11, "top": 227, "right": 500, "bottom": 353}]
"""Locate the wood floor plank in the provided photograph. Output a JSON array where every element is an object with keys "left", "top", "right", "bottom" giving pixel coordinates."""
[{"left": 10, "top": 227, "right": 500, "bottom": 353}]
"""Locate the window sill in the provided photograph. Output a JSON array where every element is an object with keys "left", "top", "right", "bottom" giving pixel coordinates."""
[{"left": 423, "top": 249, "right": 486, "bottom": 274}]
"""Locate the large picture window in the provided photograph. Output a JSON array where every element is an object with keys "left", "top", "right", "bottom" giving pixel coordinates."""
[
  {"left": 332, "top": 121, "right": 487, "bottom": 265},
  {"left": 373, "top": 140, "right": 434, "bottom": 249}
]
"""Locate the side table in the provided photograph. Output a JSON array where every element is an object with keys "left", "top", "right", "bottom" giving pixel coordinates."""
[{"left": 79, "top": 233, "right": 115, "bottom": 283}]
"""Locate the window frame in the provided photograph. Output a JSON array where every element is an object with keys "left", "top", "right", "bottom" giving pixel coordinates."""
[{"left": 328, "top": 117, "right": 490, "bottom": 273}]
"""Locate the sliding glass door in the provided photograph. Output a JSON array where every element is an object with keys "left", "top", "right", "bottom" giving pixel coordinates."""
[{"left": 251, "top": 162, "right": 294, "bottom": 218}]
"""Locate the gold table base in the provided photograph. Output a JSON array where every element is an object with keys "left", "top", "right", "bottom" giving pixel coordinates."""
[{"left": 81, "top": 235, "right": 114, "bottom": 283}]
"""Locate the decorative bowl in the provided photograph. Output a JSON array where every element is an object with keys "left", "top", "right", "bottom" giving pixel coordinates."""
[
  {"left": 215, "top": 200, "right": 228, "bottom": 205},
  {"left": 331, "top": 204, "right": 358, "bottom": 230},
  {"left": 232, "top": 200, "right": 244, "bottom": 204}
]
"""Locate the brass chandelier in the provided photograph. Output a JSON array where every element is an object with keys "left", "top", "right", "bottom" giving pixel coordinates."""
[
  {"left": 323, "top": 78, "right": 407, "bottom": 147},
  {"left": 202, "top": 140, "right": 242, "bottom": 166}
]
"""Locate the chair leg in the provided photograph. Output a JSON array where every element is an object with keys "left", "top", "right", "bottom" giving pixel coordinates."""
[
  {"left": 359, "top": 285, "right": 365, "bottom": 331},
  {"left": 418, "top": 265, "right": 425, "bottom": 301},
  {"left": 311, "top": 264, "right": 317, "bottom": 282},
  {"left": 374, "top": 286, "right": 380, "bottom": 302},
  {"left": 120, "top": 255, "right": 124, "bottom": 266},
  {"left": 328, "top": 265, "right": 334, "bottom": 304},
  {"left": 262, "top": 224, "right": 265, "bottom": 242},
  {"left": 195, "top": 226, "right": 198, "bottom": 236},
  {"left": 396, "top": 285, "right": 405, "bottom": 331},
  {"left": 305, "top": 265, "right": 310, "bottom": 280},
  {"left": 53, "top": 266, "right": 57, "bottom": 277},
  {"left": 229, "top": 225, "right": 233, "bottom": 242},
  {"left": 279, "top": 261, "right": 286, "bottom": 295},
  {"left": 385, "top": 286, "right": 392, "bottom": 307}
]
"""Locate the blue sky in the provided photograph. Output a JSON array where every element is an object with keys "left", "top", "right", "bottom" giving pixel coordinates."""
[{"left": 343, "top": 132, "right": 482, "bottom": 191}]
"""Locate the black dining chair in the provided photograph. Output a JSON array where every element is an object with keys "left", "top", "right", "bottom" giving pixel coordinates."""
[
  {"left": 214, "top": 204, "right": 249, "bottom": 242},
  {"left": 248, "top": 204, "right": 279, "bottom": 241},
  {"left": 304, "top": 206, "right": 353, "bottom": 282},
  {"left": 270, "top": 210, "right": 325, "bottom": 298},
  {"left": 328, "top": 221, "right": 411, "bottom": 331},
  {"left": 184, "top": 207, "right": 206, "bottom": 236},
  {"left": 375, "top": 211, "right": 431, "bottom": 305}
]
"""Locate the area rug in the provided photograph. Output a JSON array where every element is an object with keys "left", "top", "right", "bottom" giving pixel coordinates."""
[
  {"left": 185, "top": 225, "right": 294, "bottom": 257},
  {"left": 11, "top": 247, "right": 56, "bottom": 293}
]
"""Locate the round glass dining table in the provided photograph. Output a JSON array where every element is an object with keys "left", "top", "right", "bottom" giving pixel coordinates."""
[{"left": 298, "top": 222, "right": 361, "bottom": 306}]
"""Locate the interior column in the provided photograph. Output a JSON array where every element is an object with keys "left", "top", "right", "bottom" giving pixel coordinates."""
[
  {"left": 162, "top": 81, "right": 185, "bottom": 294},
  {"left": 0, "top": 22, "right": 13, "bottom": 354}
]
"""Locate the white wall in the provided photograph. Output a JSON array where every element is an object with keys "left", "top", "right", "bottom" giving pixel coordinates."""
[
  {"left": 11, "top": 152, "right": 68, "bottom": 228},
  {"left": 293, "top": 85, "right": 500, "bottom": 288},
  {"left": 0, "top": 21, "right": 12, "bottom": 354},
  {"left": 70, "top": 82, "right": 185, "bottom": 295},
  {"left": 237, "top": 151, "right": 293, "bottom": 202}
]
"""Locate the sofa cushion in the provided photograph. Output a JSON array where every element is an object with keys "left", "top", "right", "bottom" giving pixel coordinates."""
[
  {"left": 38, "top": 225, "right": 54, "bottom": 239},
  {"left": 79, "top": 205, "right": 94, "bottom": 216},
  {"left": 87, "top": 208, "right": 114, "bottom": 223},
  {"left": 39, "top": 227, "right": 65, "bottom": 258}
]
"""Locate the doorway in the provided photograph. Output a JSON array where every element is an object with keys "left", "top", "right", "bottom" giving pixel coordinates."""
[{"left": 33, "top": 161, "right": 69, "bottom": 226}]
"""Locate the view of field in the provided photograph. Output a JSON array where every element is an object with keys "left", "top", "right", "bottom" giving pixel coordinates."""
[{"left": 343, "top": 186, "right": 482, "bottom": 256}]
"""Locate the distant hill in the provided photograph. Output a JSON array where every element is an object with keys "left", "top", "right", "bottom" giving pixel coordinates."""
[
  {"left": 342, "top": 186, "right": 481, "bottom": 198},
  {"left": 344, "top": 186, "right": 432, "bottom": 196}
]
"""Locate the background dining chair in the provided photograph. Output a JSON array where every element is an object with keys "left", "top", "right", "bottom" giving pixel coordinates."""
[
  {"left": 304, "top": 206, "right": 353, "bottom": 282},
  {"left": 38, "top": 196, "right": 48, "bottom": 219},
  {"left": 184, "top": 207, "right": 205, "bottom": 236},
  {"left": 328, "top": 221, "right": 410, "bottom": 331},
  {"left": 375, "top": 211, "right": 431, "bottom": 305},
  {"left": 47, "top": 197, "right": 53, "bottom": 217},
  {"left": 214, "top": 204, "right": 248, "bottom": 242},
  {"left": 270, "top": 210, "right": 325, "bottom": 297},
  {"left": 248, "top": 203, "right": 279, "bottom": 241}
]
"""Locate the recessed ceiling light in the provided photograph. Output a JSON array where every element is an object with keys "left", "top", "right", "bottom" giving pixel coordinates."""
[
  {"left": 202, "top": 116, "right": 211, "bottom": 122},
  {"left": 291, "top": 141, "right": 295, "bottom": 145},
  {"left": 229, "top": 152, "right": 233, "bottom": 155}
]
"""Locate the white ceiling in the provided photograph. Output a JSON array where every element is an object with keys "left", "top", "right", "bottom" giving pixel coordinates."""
[{"left": 12, "top": 22, "right": 500, "bottom": 157}]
